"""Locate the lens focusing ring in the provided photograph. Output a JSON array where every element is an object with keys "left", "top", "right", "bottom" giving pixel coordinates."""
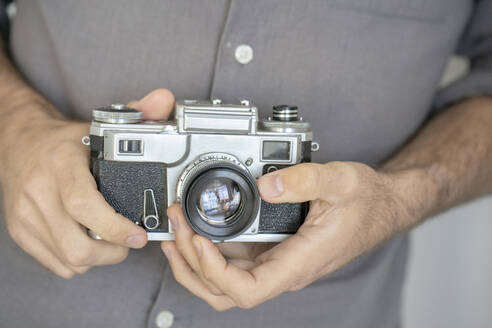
[
  {"left": 177, "top": 153, "right": 247, "bottom": 204},
  {"left": 178, "top": 155, "right": 259, "bottom": 240}
]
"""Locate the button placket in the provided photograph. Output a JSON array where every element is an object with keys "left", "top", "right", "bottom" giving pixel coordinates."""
[
  {"left": 146, "top": 265, "right": 174, "bottom": 328},
  {"left": 210, "top": 0, "right": 264, "bottom": 100}
]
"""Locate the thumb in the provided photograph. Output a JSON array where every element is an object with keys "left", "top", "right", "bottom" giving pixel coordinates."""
[
  {"left": 129, "top": 88, "right": 175, "bottom": 120},
  {"left": 257, "top": 162, "right": 346, "bottom": 203}
]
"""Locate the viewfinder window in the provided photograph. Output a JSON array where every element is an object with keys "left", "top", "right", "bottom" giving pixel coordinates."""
[
  {"left": 262, "top": 141, "right": 291, "bottom": 161},
  {"left": 118, "top": 139, "right": 142, "bottom": 154}
]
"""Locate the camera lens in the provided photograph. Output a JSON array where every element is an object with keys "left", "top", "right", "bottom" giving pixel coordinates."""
[
  {"left": 196, "top": 178, "right": 242, "bottom": 226},
  {"left": 180, "top": 159, "right": 260, "bottom": 241}
]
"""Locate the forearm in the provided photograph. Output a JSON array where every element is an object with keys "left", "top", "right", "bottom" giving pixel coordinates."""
[
  {"left": 382, "top": 97, "right": 492, "bottom": 228},
  {"left": 0, "top": 46, "right": 65, "bottom": 173},
  {"left": 0, "top": 45, "right": 63, "bottom": 128}
]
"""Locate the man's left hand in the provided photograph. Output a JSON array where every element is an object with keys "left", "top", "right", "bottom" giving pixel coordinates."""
[{"left": 161, "top": 162, "right": 414, "bottom": 311}]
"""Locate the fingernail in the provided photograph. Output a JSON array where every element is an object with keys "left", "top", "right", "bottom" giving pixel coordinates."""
[
  {"left": 125, "top": 234, "right": 146, "bottom": 248},
  {"left": 259, "top": 174, "right": 283, "bottom": 198},
  {"left": 193, "top": 238, "right": 202, "bottom": 257},
  {"left": 169, "top": 215, "right": 178, "bottom": 231}
]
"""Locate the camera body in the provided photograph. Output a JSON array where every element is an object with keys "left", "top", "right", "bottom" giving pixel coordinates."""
[{"left": 86, "top": 100, "right": 314, "bottom": 242}]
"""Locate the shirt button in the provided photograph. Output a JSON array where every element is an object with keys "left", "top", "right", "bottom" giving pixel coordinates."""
[
  {"left": 235, "top": 44, "right": 254, "bottom": 64},
  {"left": 155, "top": 310, "right": 174, "bottom": 328}
]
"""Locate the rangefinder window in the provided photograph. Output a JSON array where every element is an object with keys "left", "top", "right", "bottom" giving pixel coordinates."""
[
  {"left": 118, "top": 139, "right": 143, "bottom": 154},
  {"left": 262, "top": 141, "right": 291, "bottom": 161}
]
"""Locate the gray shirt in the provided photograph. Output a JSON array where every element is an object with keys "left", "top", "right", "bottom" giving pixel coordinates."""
[{"left": 1, "top": 1, "right": 491, "bottom": 327}]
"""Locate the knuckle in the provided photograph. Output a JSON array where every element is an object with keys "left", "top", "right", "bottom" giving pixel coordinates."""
[
  {"left": 64, "top": 192, "right": 87, "bottom": 214},
  {"left": 67, "top": 250, "right": 93, "bottom": 267},
  {"left": 236, "top": 296, "right": 256, "bottom": 310},
  {"left": 61, "top": 179, "right": 95, "bottom": 214},
  {"left": 104, "top": 221, "right": 125, "bottom": 241},
  {"left": 237, "top": 301, "right": 254, "bottom": 310},
  {"left": 61, "top": 241, "right": 94, "bottom": 266},
  {"left": 58, "top": 270, "right": 76, "bottom": 280},
  {"left": 301, "top": 163, "right": 322, "bottom": 186},
  {"left": 296, "top": 163, "right": 323, "bottom": 197},
  {"left": 208, "top": 286, "right": 224, "bottom": 297},
  {"left": 175, "top": 243, "right": 187, "bottom": 256},
  {"left": 12, "top": 194, "right": 32, "bottom": 214},
  {"left": 211, "top": 304, "right": 223, "bottom": 312},
  {"left": 48, "top": 141, "right": 75, "bottom": 165},
  {"left": 22, "top": 173, "right": 46, "bottom": 199},
  {"left": 327, "top": 162, "right": 362, "bottom": 195},
  {"left": 201, "top": 266, "right": 214, "bottom": 281},
  {"left": 212, "top": 302, "right": 231, "bottom": 312},
  {"left": 13, "top": 202, "right": 38, "bottom": 229},
  {"left": 72, "top": 266, "right": 91, "bottom": 275}
]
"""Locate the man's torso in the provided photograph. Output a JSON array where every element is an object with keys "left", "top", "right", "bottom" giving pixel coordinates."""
[{"left": 0, "top": 1, "right": 472, "bottom": 327}]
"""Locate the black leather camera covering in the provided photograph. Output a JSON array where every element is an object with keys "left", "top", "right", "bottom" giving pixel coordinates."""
[
  {"left": 90, "top": 136, "right": 169, "bottom": 232},
  {"left": 258, "top": 200, "right": 308, "bottom": 233},
  {"left": 259, "top": 144, "right": 310, "bottom": 234}
]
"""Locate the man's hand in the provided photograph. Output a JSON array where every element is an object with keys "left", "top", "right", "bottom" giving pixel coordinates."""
[
  {"left": 161, "top": 161, "right": 417, "bottom": 310},
  {"left": 0, "top": 88, "right": 175, "bottom": 278}
]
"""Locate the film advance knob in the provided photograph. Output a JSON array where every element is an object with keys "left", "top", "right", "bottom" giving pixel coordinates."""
[
  {"left": 272, "top": 105, "right": 298, "bottom": 121},
  {"left": 92, "top": 104, "right": 144, "bottom": 124}
]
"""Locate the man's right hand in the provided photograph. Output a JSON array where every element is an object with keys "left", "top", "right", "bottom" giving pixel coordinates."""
[{"left": 0, "top": 89, "right": 175, "bottom": 278}]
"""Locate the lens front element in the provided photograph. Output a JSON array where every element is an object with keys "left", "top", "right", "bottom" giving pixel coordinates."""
[
  {"left": 197, "top": 178, "right": 242, "bottom": 226},
  {"left": 180, "top": 158, "right": 260, "bottom": 241}
]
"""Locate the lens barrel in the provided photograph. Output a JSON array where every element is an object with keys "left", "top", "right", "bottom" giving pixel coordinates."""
[{"left": 180, "top": 160, "right": 259, "bottom": 240}]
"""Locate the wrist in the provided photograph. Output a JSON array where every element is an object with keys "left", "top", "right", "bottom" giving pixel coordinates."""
[
  {"left": 0, "top": 98, "right": 66, "bottom": 170},
  {"left": 379, "top": 165, "right": 442, "bottom": 231},
  {"left": 0, "top": 95, "right": 63, "bottom": 132}
]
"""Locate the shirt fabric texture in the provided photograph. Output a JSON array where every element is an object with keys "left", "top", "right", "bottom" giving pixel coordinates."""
[{"left": 0, "top": 1, "right": 491, "bottom": 328}]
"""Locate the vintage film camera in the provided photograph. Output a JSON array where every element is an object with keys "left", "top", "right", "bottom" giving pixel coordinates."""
[{"left": 84, "top": 100, "right": 317, "bottom": 242}]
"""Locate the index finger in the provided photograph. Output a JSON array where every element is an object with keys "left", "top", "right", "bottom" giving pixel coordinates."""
[
  {"left": 192, "top": 228, "right": 321, "bottom": 308},
  {"left": 57, "top": 162, "right": 148, "bottom": 248}
]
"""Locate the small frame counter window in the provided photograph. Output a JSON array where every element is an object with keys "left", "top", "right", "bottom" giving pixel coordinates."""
[{"left": 262, "top": 141, "right": 291, "bottom": 161}]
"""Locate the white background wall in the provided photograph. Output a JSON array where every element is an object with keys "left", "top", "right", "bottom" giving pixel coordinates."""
[{"left": 402, "top": 196, "right": 492, "bottom": 328}]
